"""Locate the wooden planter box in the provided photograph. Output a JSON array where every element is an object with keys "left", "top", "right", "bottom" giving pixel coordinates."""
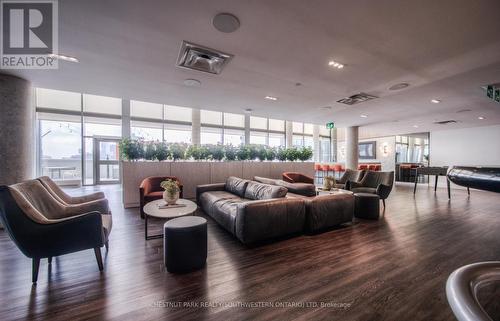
[{"left": 121, "top": 161, "right": 315, "bottom": 208}]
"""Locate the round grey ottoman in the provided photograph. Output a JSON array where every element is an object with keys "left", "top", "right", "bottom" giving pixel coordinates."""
[
  {"left": 164, "top": 216, "right": 207, "bottom": 273},
  {"left": 354, "top": 193, "right": 380, "bottom": 219}
]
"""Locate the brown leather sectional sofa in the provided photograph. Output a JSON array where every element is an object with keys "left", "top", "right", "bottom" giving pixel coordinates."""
[{"left": 196, "top": 176, "right": 354, "bottom": 244}]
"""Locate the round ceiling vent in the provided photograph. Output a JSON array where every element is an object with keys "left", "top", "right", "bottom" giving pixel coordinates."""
[
  {"left": 389, "top": 83, "right": 410, "bottom": 91},
  {"left": 183, "top": 79, "right": 201, "bottom": 87},
  {"left": 213, "top": 13, "right": 240, "bottom": 33}
]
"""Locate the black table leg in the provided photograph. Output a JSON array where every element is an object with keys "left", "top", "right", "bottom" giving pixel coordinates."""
[
  {"left": 447, "top": 178, "right": 451, "bottom": 199},
  {"left": 434, "top": 175, "right": 438, "bottom": 192},
  {"left": 467, "top": 187, "right": 470, "bottom": 195},
  {"left": 145, "top": 214, "right": 163, "bottom": 240},
  {"left": 413, "top": 174, "right": 418, "bottom": 194}
]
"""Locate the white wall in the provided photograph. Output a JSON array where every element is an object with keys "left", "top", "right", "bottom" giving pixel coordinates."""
[
  {"left": 430, "top": 125, "right": 500, "bottom": 167},
  {"left": 337, "top": 136, "right": 396, "bottom": 171}
]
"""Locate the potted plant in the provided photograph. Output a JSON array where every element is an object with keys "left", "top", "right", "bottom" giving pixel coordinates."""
[
  {"left": 160, "top": 179, "right": 180, "bottom": 205},
  {"left": 155, "top": 142, "right": 169, "bottom": 161},
  {"left": 298, "top": 147, "right": 313, "bottom": 161},
  {"left": 224, "top": 144, "right": 237, "bottom": 161},
  {"left": 119, "top": 138, "right": 144, "bottom": 161}
]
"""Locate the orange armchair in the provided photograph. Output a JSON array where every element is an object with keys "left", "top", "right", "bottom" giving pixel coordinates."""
[
  {"left": 282, "top": 172, "right": 314, "bottom": 184},
  {"left": 139, "top": 176, "right": 183, "bottom": 218}
]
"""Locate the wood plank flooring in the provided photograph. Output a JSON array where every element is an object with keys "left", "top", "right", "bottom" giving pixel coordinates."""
[{"left": 1, "top": 183, "right": 499, "bottom": 321}]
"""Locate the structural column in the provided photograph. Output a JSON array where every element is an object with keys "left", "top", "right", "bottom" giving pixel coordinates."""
[
  {"left": 191, "top": 109, "right": 201, "bottom": 145},
  {"left": 121, "top": 99, "right": 131, "bottom": 139},
  {"left": 244, "top": 114, "right": 250, "bottom": 145},
  {"left": 285, "top": 121, "right": 293, "bottom": 148},
  {"left": 331, "top": 128, "right": 337, "bottom": 162},
  {"left": 313, "top": 125, "right": 320, "bottom": 162},
  {"left": 0, "top": 74, "right": 33, "bottom": 185},
  {"left": 345, "top": 126, "right": 359, "bottom": 170}
]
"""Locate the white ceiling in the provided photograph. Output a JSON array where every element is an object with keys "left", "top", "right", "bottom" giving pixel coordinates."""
[{"left": 6, "top": 0, "right": 500, "bottom": 137}]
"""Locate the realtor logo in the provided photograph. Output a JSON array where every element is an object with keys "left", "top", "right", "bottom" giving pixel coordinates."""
[{"left": 1, "top": 0, "right": 58, "bottom": 69}]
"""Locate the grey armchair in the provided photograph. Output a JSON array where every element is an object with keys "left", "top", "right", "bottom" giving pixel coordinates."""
[
  {"left": 0, "top": 181, "right": 112, "bottom": 283},
  {"left": 346, "top": 171, "right": 394, "bottom": 207},
  {"left": 334, "top": 169, "right": 365, "bottom": 189}
]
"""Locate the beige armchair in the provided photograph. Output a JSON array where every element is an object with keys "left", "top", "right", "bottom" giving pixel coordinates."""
[
  {"left": 38, "top": 176, "right": 110, "bottom": 214},
  {"left": 38, "top": 176, "right": 105, "bottom": 204},
  {"left": 1, "top": 182, "right": 111, "bottom": 283}
]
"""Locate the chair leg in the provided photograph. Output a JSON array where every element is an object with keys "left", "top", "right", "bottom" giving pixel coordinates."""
[
  {"left": 105, "top": 241, "right": 109, "bottom": 252},
  {"left": 94, "top": 247, "right": 104, "bottom": 271},
  {"left": 48, "top": 256, "right": 52, "bottom": 264},
  {"left": 382, "top": 199, "right": 386, "bottom": 208},
  {"left": 32, "top": 258, "right": 40, "bottom": 283}
]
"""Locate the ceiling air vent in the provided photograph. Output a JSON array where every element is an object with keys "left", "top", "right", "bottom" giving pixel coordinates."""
[
  {"left": 176, "top": 41, "right": 233, "bottom": 75},
  {"left": 434, "top": 120, "right": 458, "bottom": 125},
  {"left": 337, "top": 93, "right": 378, "bottom": 105}
]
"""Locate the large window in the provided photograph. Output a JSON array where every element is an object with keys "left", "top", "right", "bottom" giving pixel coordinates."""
[
  {"left": 83, "top": 94, "right": 122, "bottom": 115},
  {"left": 250, "top": 131, "right": 267, "bottom": 145},
  {"left": 224, "top": 113, "right": 245, "bottom": 128},
  {"left": 292, "top": 122, "right": 314, "bottom": 149},
  {"left": 249, "top": 116, "right": 285, "bottom": 147},
  {"left": 201, "top": 127, "right": 222, "bottom": 145},
  {"left": 269, "top": 132, "right": 285, "bottom": 147},
  {"left": 201, "top": 110, "right": 222, "bottom": 125},
  {"left": 164, "top": 105, "right": 191, "bottom": 122},
  {"left": 131, "top": 100, "right": 163, "bottom": 119},
  {"left": 164, "top": 124, "right": 191, "bottom": 143},
  {"left": 36, "top": 88, "right": 81, "bottom": 112},
  {"left": 38, "top": 114, "right": 82, "bottom": 182},
  {"left": 250, "top": 116, "right": 267, "bottom": 130},
  {"left": 224, "top": 128, "right": 245, "bottom": 146},
  {"left": 319, "top": 137, "right": 331, "bottom": 163},
  {"left": 131, "top": 120, "right": 163, "bottom": 141}
]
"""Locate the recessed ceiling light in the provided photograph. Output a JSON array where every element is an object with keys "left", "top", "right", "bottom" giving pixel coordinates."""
[
  {"left": 183, "top": 79, "right": 201, "bottom": 87},
  {"left": 478, "top": 116, "right": 485, "bottom": 120},
  {"left": 213, "top": 13, "right": 240, "bottom": 33},
  {"left": 431, "top": 99, "right": 441, "bottom": 104},
  {"left": 48, "top": 53, "right": 79, "bottom": 63},
  {"left": 413, "top": 125, "right": 419, "bottom": 128},
  {"left": 360, "top": 114, "right": 368, "bottom": 118},
  {"left": 265, "top": 96, "right": 278, "bottom": 101},
  {"left": 244, "top": 108, "right": 253, "bottom": 114},
  {"left": 389, "top": 83, "right": 410, "bottom": 91},
  {"left": 328, "top": 60, "right": 344, "bottom": 69}
]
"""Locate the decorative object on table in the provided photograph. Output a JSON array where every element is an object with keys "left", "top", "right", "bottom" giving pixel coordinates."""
[
  {"left": 161, "top": 179, "right": 180, "bottom": 205},
  {"left": 322, "top": 176, "right": 336, "bottom": 191},
  {"left": 158, "top": 203, "right": 186, "bottom": 209}
]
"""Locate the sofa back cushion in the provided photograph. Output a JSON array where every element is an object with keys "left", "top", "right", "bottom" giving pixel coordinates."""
[
  {"left": 253, "top": 176, "right": 280, "bottom": 185},
  {"left": 276, "top": 180, "right": 316, "bottom": 197},
  {"left": 225, "top": 176, "right": 250, "bottom": 197},
  {"left": 244, "top": 181, "right": 288, "bottom": 200}
]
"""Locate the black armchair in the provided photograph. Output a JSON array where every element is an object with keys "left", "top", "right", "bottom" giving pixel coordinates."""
[
  {"left": 346, "top": 171, "right": 394, "bottom": 207},
  {"left": 0, "top": 185, "right": 111, "bottom": 283}
]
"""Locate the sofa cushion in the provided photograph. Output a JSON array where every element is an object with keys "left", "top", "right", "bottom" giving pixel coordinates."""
[
  {"left": 210, "top": 198, "right": 246, "bottom": 233},
  {"left": 276, "top": 181, "right": 316, "bottom": 197},
  {"left": 253, "top": 176, "right": 280, "bottom": 185},
  {"left": 351, "top": 187, "right": 377, "bottom": 194},
  {"left": 244, "top": 181, "right": 288, "bottom": 200},
  {"left": 225, "top": 176, "right": 250, "bottom": 197}
]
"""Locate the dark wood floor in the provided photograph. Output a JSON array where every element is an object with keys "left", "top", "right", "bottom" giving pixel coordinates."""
[{"left": 1, "top": 183, "right": 500, "bottom": 321}]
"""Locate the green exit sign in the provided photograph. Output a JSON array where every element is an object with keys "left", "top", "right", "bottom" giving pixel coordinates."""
[{"left": 326, "top": 122, "right": 335, "bottom": 129}]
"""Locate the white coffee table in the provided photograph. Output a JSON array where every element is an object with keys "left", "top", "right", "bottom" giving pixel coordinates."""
[{"left": 143, "top": 199, "right": 197, "bottom": 240}]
